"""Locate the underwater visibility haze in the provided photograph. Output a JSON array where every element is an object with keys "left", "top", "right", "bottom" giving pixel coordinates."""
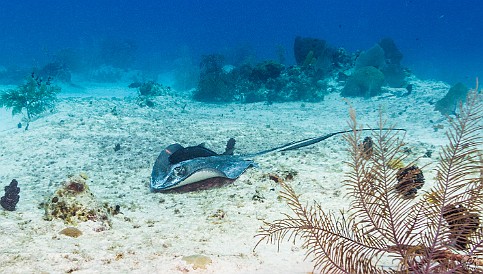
[
  {"left": 1, "top": 1, "right": 483, "bottom": 273},
  {"left": 0, "top": 0, "right": 482, "bottom": 83}
]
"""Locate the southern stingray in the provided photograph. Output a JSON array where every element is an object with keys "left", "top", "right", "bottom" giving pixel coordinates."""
[{"left": 150, "top": 129, "right": 402, "bottom": 192}]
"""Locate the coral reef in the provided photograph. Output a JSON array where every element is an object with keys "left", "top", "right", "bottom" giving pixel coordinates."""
[
  {"left": 341, "top": 66, "right": 385, "bottom": 97},
  {"left": 194, "top": 54, "right": 235, "bottom": 102},
  {"left": 293, "top": 36, "right": 337, "bottom": 72},
  {"left": 43, "top": 174, "right": 113, "bottom": 230},
  {"left": 378, "top": 37, "right": 407, "bottom": 88},
  {"left": 355, "top": 44, "right": 386, "bottom": 69},
  {"left": 193, "top": 37, "right": 409, "bottom": 101},
  {"left": 38, "top": 61, "right": 72, "bottom": 83},
  {"left": 381, "top": 63, "right": 407, "bottom": 88},
  {"left": 0, "top": 73, "right": 61, "bottom": 130},
  {"left": 249, "top": 60, "right": 284, "bottom": 83},
  {"left": 378, "top": 37, "right": 403, "bottom": 65},
  {"left": 192, "top": 36, "right": 356, "bottom": 103},
  {"left": 435, "top": 82, "right": 469, "bottom": 115},
  {"left": 194, "top": 56, "right": 327, "bottom": 103},
  {"left": 270, "top": 66, "right": 326, "bottom": 102},
  {"left": 294, "top": 36, "right": 343, "bottom": 80},
  {"left": 354, "top": 38, "right": 407, "bottom": 88},
  {"left": 256, "top": 89, "right": 483, "bottom": 273},
  {"left": 1, "top": 179, "right": 20, "bottom": 211}
]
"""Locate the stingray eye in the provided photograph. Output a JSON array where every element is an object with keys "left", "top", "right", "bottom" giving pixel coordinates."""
[{"left": 173, "top": 166, "right": 186, "bottom": 177}]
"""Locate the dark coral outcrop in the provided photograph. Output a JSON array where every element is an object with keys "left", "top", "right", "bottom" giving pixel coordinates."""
[
  {"left": 435, "top": 82, "right": 469, "bottom": 115},
  {"left": 1, "top": 179, "right": 20, "bottom": 211},
  {"left": 341, "top": 66, "right": 385, "bottom": 97}
]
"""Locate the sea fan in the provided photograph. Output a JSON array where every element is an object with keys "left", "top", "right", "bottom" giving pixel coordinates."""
[{"left": 256, "top": 86, "right": 483, "bottom": 273}]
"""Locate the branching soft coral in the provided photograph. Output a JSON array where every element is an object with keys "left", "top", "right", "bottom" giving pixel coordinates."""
[
  {"left": 256, "top": 84, "right": 483, "bottom": 273},
  {"left": 0, "top": 73, "right": 60, "bottom": 129}
]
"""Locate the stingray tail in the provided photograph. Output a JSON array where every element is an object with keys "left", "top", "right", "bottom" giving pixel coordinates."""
[{"left": 248, "top": 128, "right": 405, "bottom": 157}]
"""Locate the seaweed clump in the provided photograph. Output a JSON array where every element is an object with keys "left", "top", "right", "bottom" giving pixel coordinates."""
[
  {"left": 0, "top": 73, "right": 61, "bottom": 130},
  {"left": 256, "top": 86, "right": 483, "bottom": 273}
]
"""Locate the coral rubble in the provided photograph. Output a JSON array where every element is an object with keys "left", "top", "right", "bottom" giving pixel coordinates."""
[{"left": 43, "top": 174, "right": 112, "bottom": 230}]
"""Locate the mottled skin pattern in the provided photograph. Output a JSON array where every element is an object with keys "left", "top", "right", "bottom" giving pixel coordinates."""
[{"left": 150, "top": 129, "right": 402, "bottom": 192}]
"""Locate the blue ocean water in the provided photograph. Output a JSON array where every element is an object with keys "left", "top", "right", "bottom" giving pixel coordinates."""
[{"left": 0, "top": 0, "right": 481, "bottom": 85}]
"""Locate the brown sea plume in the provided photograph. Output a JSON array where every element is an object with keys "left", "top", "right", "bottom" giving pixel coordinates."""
[{"left": 256, "top": 85, "right": 483, "bottom": 273}]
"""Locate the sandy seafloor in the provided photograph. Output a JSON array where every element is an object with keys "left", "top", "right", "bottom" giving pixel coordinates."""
[{"left": 0, "top": 77, "right": 456, "bottom": 273}]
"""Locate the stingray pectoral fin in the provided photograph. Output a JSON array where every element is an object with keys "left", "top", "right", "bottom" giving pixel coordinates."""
[{"left": 219, "top": 160, "right": 254, "bottom": 179}]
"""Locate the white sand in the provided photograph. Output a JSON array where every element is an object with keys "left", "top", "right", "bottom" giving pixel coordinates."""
[{"left": 0, "top": 79, "right": 453, "bottom": 273}]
